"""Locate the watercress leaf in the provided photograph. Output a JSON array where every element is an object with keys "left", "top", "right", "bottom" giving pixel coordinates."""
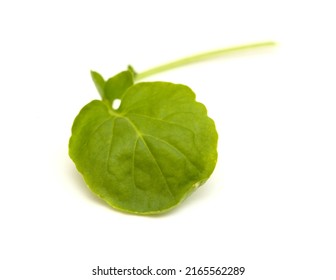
[
  {"left": 104, "top": 70, "right": 134, "bottom": 102},
  {"left": 90, "top": 71, "right": 105, "bottom": 99},
  {"left": 127, "top": 65, "right": 137, "bottom": 77},
  {"left": 69, "top": 82, "right": 218, "bottom": 214}
]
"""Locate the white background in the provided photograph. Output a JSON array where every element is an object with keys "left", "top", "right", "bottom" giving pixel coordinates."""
[{"left": 1, "top": 1, "right": 335, "bottom": 279}]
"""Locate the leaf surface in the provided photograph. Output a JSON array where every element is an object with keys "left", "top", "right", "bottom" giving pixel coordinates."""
[
  {"left": 104, "top": 70, "right": 133, "bottom": 102},
  {"left": 90, "top": 71, "right": 105, "bottom": 99},
  {"left": 69, "top": 82, "right": 217, "bottom": 214}
]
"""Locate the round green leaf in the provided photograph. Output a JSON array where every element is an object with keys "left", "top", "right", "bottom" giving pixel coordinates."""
[{"left": 69, "top": 82, "right": 218, "bottom": 214}]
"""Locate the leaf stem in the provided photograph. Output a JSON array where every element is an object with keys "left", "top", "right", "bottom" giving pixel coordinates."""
[{"left": 135, "top": 41, "right": 276, "bottom": 81}]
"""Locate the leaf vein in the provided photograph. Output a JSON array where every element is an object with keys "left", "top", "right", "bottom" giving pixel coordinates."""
[
  {"left": 121, "top": 116, "right": 175, "bottom": 200},
  {"left": 143, "top": 134, "right": 201, "bottom": 173},
  {"left": 126, "top": 112, "right": 195, "bottom": 134},
  {"left": 84, "top": 117, "right": 112, "bottom": 149},
  {"left": 106, "top": 118, "right": 117, "bottom": 174}
]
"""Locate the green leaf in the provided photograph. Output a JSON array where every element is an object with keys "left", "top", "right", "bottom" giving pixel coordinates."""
[
  {"left": 104, "top": 70, "right": 134, "bottom": 102},
  {"left": 127, "top": 65, "right": 137, "bottom": 77},
  {"left": 90, "top": 71, "right": 105, "bottom": 99},
  {"left": 69, "top": 82, "right": 218, "bottom": 214}
]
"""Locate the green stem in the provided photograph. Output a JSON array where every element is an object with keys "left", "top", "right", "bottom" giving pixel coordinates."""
[{"left": 135, "top": 41, "right": 276, "bottom": 81}]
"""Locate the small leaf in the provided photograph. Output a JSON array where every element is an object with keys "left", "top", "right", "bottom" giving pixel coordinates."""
[
  {"left": 127, "top": 65, "right": 137, "bottom": 77},
  {"left": 104, "top": 70, "right": 134, "bottom": 102},
  {"left": 69, "top": 82, "right": 218, "bottom": 214},
  {"left": 90, "top": 71, "right": 105, "bottom": 99}
]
